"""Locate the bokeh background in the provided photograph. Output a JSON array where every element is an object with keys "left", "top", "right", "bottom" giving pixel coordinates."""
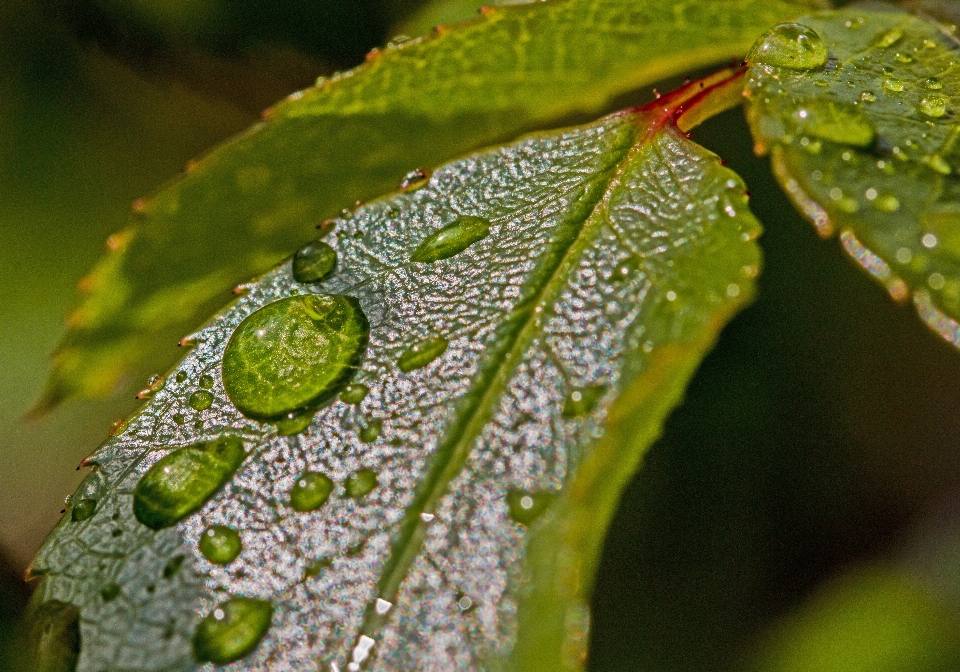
[{"left": 2, "top": 0, "right": 960, "bottom": 670}]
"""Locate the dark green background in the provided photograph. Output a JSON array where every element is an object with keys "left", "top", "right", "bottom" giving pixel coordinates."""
[{"left": 3, "top": 1, "right": 959, "bottom": 670}]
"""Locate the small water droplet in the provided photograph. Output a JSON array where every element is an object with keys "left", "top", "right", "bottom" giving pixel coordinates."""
[
  {"left": 173, "top": 413, "right": 185, "bottom": 425},
  {"left": 929, "top": 272, "right": 947, "bottom": 290},
  {"left": 749, "top": 23, "right": 828, "bottom": 70},
  {"left": 189, "top": 390, "right": 214, "bottom": 411},
  {"left": 793, "top": 99, "right": 875, "bottom": 147},
  {"left": 175, "top": 371, "right": 187, "bottom": 383},
  {"left": 340, "top": 383, "right": 369, "bottom": 404},
  {"left": 399, "top": 168, "right": 431, "bottom": 192},
  {"left": 193, "top": 597, "right": 273, "bottom": 665},
  {"left": 30, "top": 600, "right": 80, "bottom": 672},
  {"left": 100, "top": 583, "right": 120, "bottom": 601},
  {"left": 289, "top": 471, "right": 334, "bottom": 512},
  {"left": 896, "top": 247, "right": 913, "bottom": 264},
  {"left": 198, "top": 374, "right": 214, "bottom": 389},
  {"left": 562, "top": 385, "right": 606, "bottom": 418},
  {"left": 922, "top": 233, "right": 939, "bottom": 249},
  {"left": 860, "top": 90, "right": 877, "bottom": 103},
  {"left": 609, "top": 257, "right": 640, "bottom": 283},
  {"left": 275, "top": 410, "right": 314, "bottom": 436},
  {"left": 163, "top": 554, "right": 185, "bottom": 578},
  {"left": 894, "top": 51, "right": 914, "bottom": 63},
  {"left": 456, "top": 591, "right": 477, "bottom": 613},
  {"left": 199, "top": 526, "right": 242, "bottom": 565},
  {"left": 919, "top": 93, "right": 948, "bottom": 118},
  {"left": 926, "top": 77, "right": 944, "bottom": 90},
  {"left": 293, "top": 241, "right": 338, "bottom": 284},
  {"left": 397, "top": 335, "right": 448, "bottom": 372},
  {"left": 133, "top": 436, "right": 247, "bottom": 530},
  {"left": 874, "top": 194, "right": 901, "bottom": 212},
  {"left": 374, "top": 598, "right": 393, "bottom": 615},
  {"left": 410, "top": 216, "right": 491, "bottom": 263},
  {"left": 358, "top": 419, "right": 382, "bottom": 443},
  {"left": 883, "top": 78, "right": 905, "bottom": 92},
  {"left": 344, "top": 469, "right": 378, "bottom": 498},
  {"left": 872, "top": 28, "right": 903, "bottom": 49},
  {"left": 222, "top": 295, "right": 369, "bottom": 421},
  {"left": 506, "top": 489, "right": 554, "bottom": 525},
  {"left": 71, "top": 498, "right": 97, "bottom": 522}
]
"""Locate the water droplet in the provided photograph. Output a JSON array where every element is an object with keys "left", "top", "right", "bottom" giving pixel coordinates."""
[
  {"left": 344, "top": 469, "right": 378, "bottom": 498},
  {"left": 883, "top": 78, "right": 905, "bottom": 92},
  {"left": 419, "top": 512, "right": 435, "bottom": 523},
  {"left": 199, "top": 525, "right": 242, "bottom": 565},
  {"left": 860, "top": 90, "right": 877, "bottom": 103},
  {"left": 397, "top": 335, "right": 448, "bottom": 372},
  {"left": 506, "top": 489, "right": 554, "bottom": 525},
  {"left": 292, "top": 241, "right": 338, "bottom": 284},
  {"left": 919, "top": 93, "right": 948, "bottom": 118},
  {"left": 133, "top": 436, "right": 247, "bottom": 530},
  {"left": 793, "top": 99, "right": 875, "bottom": 147},
  {"left": 609, "top": 257, "right": 640, "bottom": 283},
  {"left": 100, "top": 583, "right": 120, "bottom": 602},
  {"left": 358, "top": 419, "right": 382, "bottom": 443},
  {"left": 192, "top": 597, "right": 273, "bottom": 665},
  {"left": 894, "top": 52, "right": 914, "bottom": 63},
  {"left": 929, "top": 272, "right": 946, "bottom": 290},
  {"left": 926, "top": 77, "right": 944, "bottom": 90},
  {"left": 304, "top": 557, "right": 333, "bottom": 578},
  {"left": 456, "top": 591, "right": 477, "bottom": 613},
  {"left": 163, "top": 554, "right": 185, "bottom": 578},
  {"left": 374, "top": 598, "right": 393, "bottom": 615},
  {"left": 347, "top": 635, "right": 376, "bottom": 671},
  {"left": 175, "top": 371, "right": 188, "bottom": 383},
  {"left": 71, "top": 498, "right": 97, "bottom": 522},
  {"left": 749, "top": 23, "right": 828, "bottom": 70},
  {"left": 340, "top": 383, "right": 369, "bottom": 404},
  {"left": 896, "top": 247, "right": 913, "bottom": 264},
  {"left": 925, "top": 154, "right": 952, "bottom": 175},
  {"left": 198, "top": 374, "right": 214, "bottom": 389},
  {"left": 872, "top": 28, "right": 903, "bottom": 48},
  {"left": 29, "top": 600, "right": 80, "bottom": 672},
  {"left": 275, "top": 410, "right": 314, "bottom": 436},
  {"left": 399, "top": 168, "right": 431, "bottom": 192},
  {"left": 874, "top": 194, "right": 901, "bottom": 212},
  {"left": 289, "top": 471, "right": 334, "bottom": 512},
  {"left": 222, "top": 295, "right": 369, "bottom": 421},
  {"left": 189, "top": 390, "right": 214, "bottom": 411},
  {"left": 173, "top": 413, "right": 185, "bottom": 425},
  {"left": 561, "top": 385, "right": 607, "bottom": 418},
  {"left": 410, "top": 216, "right": 491, "bottom": 263}
]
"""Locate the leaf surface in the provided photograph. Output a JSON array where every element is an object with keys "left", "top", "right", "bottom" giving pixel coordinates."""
[
  {"left": 745, "top": 9, "right": 960, "bottom": 347},
  {"left": 30, "top": 73, "right": 761, "bottom": 671},
  {"left": 41, "top": 0, "right": 820, "bottom": 409}
]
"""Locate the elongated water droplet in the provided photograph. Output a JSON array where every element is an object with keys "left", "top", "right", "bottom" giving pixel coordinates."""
[
  {"left": 749, "top": 23, "right": 828, "bottom": 70},
  {"left": 562, "top": 385, "right": 607, "bottom": 418},
  {"left": 919, "top": 93, "right": 948, "bottom": 118},
  {"left": 222, "top": 295, "right": 369, "bottom": 421},
  {"left": 344, "top": 469, "right": 378, "bottom": 498},
  {"left": 71, "top": 498, "right": 97, "bottom": 522},
  {"left": 100, "top": 583, "right": 120, "bottom": 602},
  {"left": 358, "top": 419, "right": 382, "bottom": 443},
  {"left": 340, "top": 383, "right": 369, "bottom": 404},
  {"left": 192, "top": 597, "right": 273, "bottom": 665},
  {"left": 199, "top": 525, "right": 242, "bottom": 565},
  {"left": 793, "top": 99, "right": 875, "bottom": 147},
  {"left": 275, "top": 410, "right": 314, "bottom": 436},
  {"left": 289, "top": 471, "right": 334, "bottom": 511},
  {"left": 133, "top": 436, "right": 247, "bottom": 530},
  {"left": 872, "top": 28, "right": 903, "bottom": 48},
  {"left": 397, "top": 336, "right": 448, "bottom": 372},
  {"left": 399, "top": 168, "right": 431, "bottom": 192},
  {"left": 506, "top": 489, "right": 554, "bottom": 525},
  {"left": 410, "top": 216, "right": 491, "bottom": 263},
  {"left": 30, "top": 601, "right": 80, "bottom": 672},
  {"left": 189, "top": 390, "right": 213, "bottom": 411},
  {"left": 292, "top": 241, "right": 338, "bottom": 284}
]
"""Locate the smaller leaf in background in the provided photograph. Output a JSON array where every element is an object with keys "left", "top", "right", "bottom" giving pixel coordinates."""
[{"left": 744, "top": 9, "right": 960, "bottom": 348}]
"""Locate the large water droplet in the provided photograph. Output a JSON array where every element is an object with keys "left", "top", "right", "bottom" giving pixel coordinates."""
[
  {"left": 344, "top": 469, "right": 378, "bottom": 498},
  {"left": 189, "top": 390, "right": 213, "bottom": 411},
  {"left": 292, "top": 241, "right": 338, "bottom": 284},
  {"left": 192, "top": 597, "right": 273, "bottom": 665},
  {"left": 919, "top": 93, "right": 948, "bottom": 118},
  {"left": 288, "top": 471, "right": 333, "bottom": 511},
  {"left": 562, "top": 385, "right": 607, "bottom": 418},
  {"left": 222, "top": 294, "right": 369, "bottom": 421},
  {"left": 358, "top": 419, "right": 382, "bottom": 443},
  {"left": 340, "top": 383, "right": 369, "bottom": 404},
  {"left": 71, "top": 498, "right": 97, "bottom": 522},
  {"left": 871, "top": 28, "right": 903, "bottom": 49},
  {"left": 749, "top": 23, "right": 828, "bottom": 70},
  {"left": 133, "top": 436, "right": 247, "bottom": 530},
  {"left": 410, "top": 216, "right": 491, "bottom": 263},
  {"left": 30, "top": 601, "right": 80, "bottom": 672},
  {"left": 397, "top": 335, "right": 448, "bottom": 372},
  {"left": 506, "top": 489, "right": 554, "bottom": 525},
  {"left": 199, "top": 525, "right": 242, "bottom": 565},
  {"left": 793, "top": 99, "right": 875, "bottom": 147}
]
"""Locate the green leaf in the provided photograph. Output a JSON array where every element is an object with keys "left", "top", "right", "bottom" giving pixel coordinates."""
[
  {"left": 29, "top": 73, "right": 760, "bottom": 671},
  {"left": 40, "top": 0, "right": 819, "bottom": 409},
  {"left": 744, "top": 9, "right": 960, "bottom": 348}
]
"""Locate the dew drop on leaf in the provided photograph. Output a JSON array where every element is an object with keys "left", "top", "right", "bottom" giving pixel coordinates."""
[
  {"left": 561, "top": 385, "right": 607, "bottom": 418},
  {"left": 288, "top": 471, "right": 334, "bottom": 512},
  {"left": 410, "top": 216, "right": 491, "bottom": 263},
  {"left": 30, "top": 600, "right": 80, "bottom": 672},
  {"left": 919, "top": 93, "right": 948, "bottom": 118},
  {"left": 222, "top": 295, "right": 369, "bottom": 421},
  {"left": 275, "top": 410, "right": 314, "bottom": 436},
  {"left": 188, "top": 390, "right": 214, "bottom": 411},
  {"left": 192, "top": 597, "right": 273, "bottom": 665},
  {"left": 749, "top": 23, "right": 828, "bottom": 70},
  {"left": 793, "top": 99, "right": 875, "bottom": 147},
  {"left": 860, "top": 90, "right": 876, "bottom": 103},
  {"left": 70, "top": 498, "right": 97, "bottom": 522},
  {"left": 344, "top": 469, "right": 378, "bottom": 498},
  {"left": 882, "top": 77, "right": 905, "bottom": 92},
  {"left": 339, "top": 383, "right": 369, "bottom": 404},
  {"left": 925, "top": 77, "right": 944, "bottom": 90},
  {"left": 871, "top": 28, "right": 903, "bottom": 48},
  {"left": 133, "top": 436, "right": 247, "bottom": 530},
  {"left": 506, "top": 489, "right": 554, "bottom": 525},
  {"left": 398, "top": 168, "right": 431, "bottom": 192},
  {"left": 358, "top": 418, "right": 382, "bottom": 443},
  {"left": 199, "top": 525, "right": 242, "bottom": 565},
  {"left": 397, "top": 335, "right": 448, "bottom": 372},
  {"left": 100, "top": 583, "right": 120, "bottom": 602},
  {"left": 292, "top": 241, "right": 338, "bottom": 284},
  {"left": 175, "top": 371, "right": 187, "bottom": 383},
  {"left": 198, "top": 374, "right": 214, "bottom": 389}
]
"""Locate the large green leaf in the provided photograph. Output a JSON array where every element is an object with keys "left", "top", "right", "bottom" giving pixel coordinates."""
[
  {"left": 39, "top": 0, "right": 820, "bottom": 410},
  {"left": 744, "top": 9, "right": 960, "bottom": 348},
  {"left": 29, "top": 72, "right": 760, "bottom": 671}
]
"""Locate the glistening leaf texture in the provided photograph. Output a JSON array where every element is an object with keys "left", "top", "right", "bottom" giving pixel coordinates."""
[
  {"left": 40, "top": 0, "right": 819, "bottom": 409},
  {"left": 29, "top": 78, "right": 761, "bottom": 671},
  {"left": 745, "top": 9, "right": 960, "bottom": 348}
]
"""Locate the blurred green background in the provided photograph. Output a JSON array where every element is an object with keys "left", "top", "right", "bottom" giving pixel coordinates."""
[{"left": 2, "top": 0, "right": 960, "bottom": 670}]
